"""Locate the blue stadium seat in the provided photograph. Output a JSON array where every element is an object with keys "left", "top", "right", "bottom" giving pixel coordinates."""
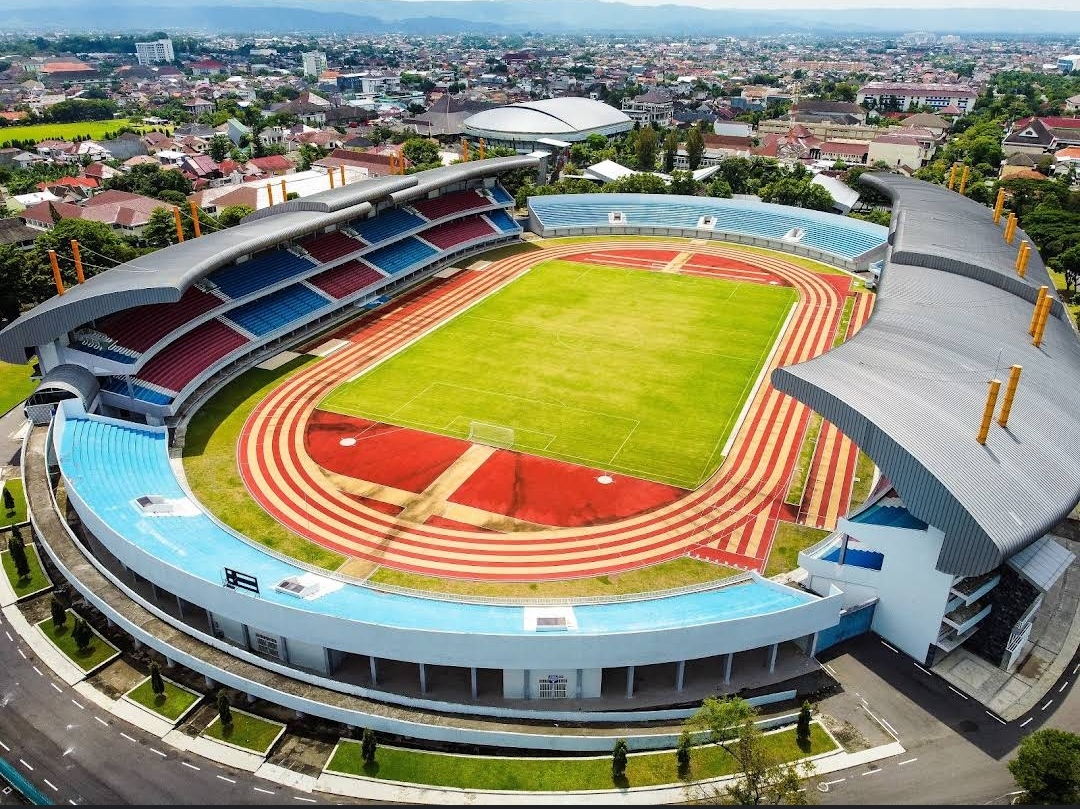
[
  {"left": 221, "top": 283, "right": 332, "bottom": 337},
  {"left": 365, "top": 236, "right": 439, "bottom": 276},
  {"left": 351, "top": 208, "right": 427, "bottom": 245},
  {"left": 209, "top": 250, "right": 317, "bottom": 300}
]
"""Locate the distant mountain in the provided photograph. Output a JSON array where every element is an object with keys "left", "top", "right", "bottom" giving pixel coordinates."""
[{"left": 2, "top": 0, "right": 1080, "bottom": 36}]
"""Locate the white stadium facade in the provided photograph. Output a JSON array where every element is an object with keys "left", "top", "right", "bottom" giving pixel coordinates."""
[{"left": 462, "top": 97, "right": 634, "bottom": 153}]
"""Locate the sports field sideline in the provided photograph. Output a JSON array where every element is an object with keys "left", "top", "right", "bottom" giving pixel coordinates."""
[{"left": 317, "top": 258, "right": 797, "bottom": 488}]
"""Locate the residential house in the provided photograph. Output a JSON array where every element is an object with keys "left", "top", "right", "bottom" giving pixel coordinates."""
[
  {"left": 189, "top": 59, "right": 226, "bottom": 77},
  {"left": 183, "top": 98, "right": 214, "bottom": 117},
  {"left": 101, "top": 134, "right": 149, "bottom": 162},
  {"left": 867, "top": 131, "right": 936, "bottom": 169},
  {"left": 34, "top": 139, "right": 79, "bottom": 163},
  {"left": 223, "top": 118, "right": 251, "bottom": 146},
  {"left": 22, "top": 189, "right": 168, "bottom": 238},
  {"left": 1003, "top": 117, "right": 1080, "bottom": 156},
  {"left": 818, "top": 141, "right": 870, "bottom": 165},
  {"left": 245, "top": 154, "right": 295, "bottom": 177},
  {"left": 0, "top": 217, "right": 40, "bottom": 249},
  {"left": 622, "top": 88, "right": 675, "bottom": 127},
  {"left": 787, "top": 100, "right": 868, "bottom": 125},
  {"left": 313, "top": 147, "right": 411, "bottom": 179}
]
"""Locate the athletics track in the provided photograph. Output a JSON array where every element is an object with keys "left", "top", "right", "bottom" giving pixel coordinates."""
[{"left": 237, "top": 240, "right": 870, "bottom": 581}]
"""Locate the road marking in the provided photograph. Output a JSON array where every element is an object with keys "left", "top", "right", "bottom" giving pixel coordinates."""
[
  {"left": 150, "top": 748, "right": 167, "bottom": 758},
  {"left": 94, "top": 716, "right": 108, "bottom": 726},
  {"left": 43, "top": 779, "right": 57, "bottom": 792},
  {"left": 913, "top": 662, "right": 931, "bottom": 675},
  {"left": 1020, "top": 718, "right": 1033, "bottom": 727},
  {"left": 860, "top": 697, "right": 868, "bottom": 706},
  {"left": 1060, "top": 681, "right": 1069, "bottom": 693},
  {"left": 50, "top": 683, "right": 62, "bottom": 694},
  {"left": 181, "top": 762, "right": 200, "bottom": 771},
  {"left": 948, "top": 685, "right": 968, "bottom": 700},
  {"left": 1073, "top": 662, "right": 1079, "bottom": 675},
  {"left": 4, "top": 631, "right": 11, "bottom": 642},
  {"left": 0, "top": 741, "right": 8, "bottom": 751},
  {"left": 216, "top": 775, "right": 236, "bottom": 784},
  {"left": 71, "top": 699, "right": 83, "bottom": 710},
  {"left": 120, "top": 732, "right": 138, "bottom": 743},
  {"left": 68, "top": 801, "right": 77, "bottom": 806},
  {"left": 822, "top": 778, "right": 846, "bottom": 786},
  {"left": 18, "top": 759, "right": 32, "bottom": 771},
  {"left": 881, "top": 640, "right": 899, "bottom": 653},
  {"left": 1041, "top": 700, "right": 1054, "bottom": 711},
  {"left": 985, "top": 710, "right": 1007, "bottom": 725},
  {"left": 861, "top": 769, "right": 880, "bottom": 776},
  {"left": 17, "top": 648, "right": 25, "bottom": 659},
  {"left": 253, "top": 787, "right": 275, "bottom": 795},
  {"left": 822, "top": 663, "right": 837, "bottom": 677},
  {"left": 293, "top": 797, "right": 317, "bottom": 803},
  {"left": 898, "top": 758, "right": 917, "bottom": 766},
  {"left": 31, "top": 665, "right": 42, "bottom": 676}
]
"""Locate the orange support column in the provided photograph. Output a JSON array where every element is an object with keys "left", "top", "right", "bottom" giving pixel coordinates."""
[
  {"left": 947, "top": 163, "right": 959, "bottom": 190},
  {"left": 329, "top": 168, "right": 336, "bottom": 189},
  {"left": 267, "top": 182, "right": 275, "bottom": 206},
  {"left": 339, "top": 164, "right": 346, "bottom": 186},
  {"left": 997, "top": 365, "right": 1022, "bottom": 428},
  {"left": 173, "top": 206, "right": 184, "bottom": 242},
  {"left": 48, "top": 249, "right": 64, "bottom": 295},
  {"left": 280, "top": 178, "right": 287, "bottom": 202},
  {"left": 958, "top": 165, "right": 970, "bottom": 195},
  {"left": 977, "top": 379, "right": 1001, "bottom": 445},
  {"left": 188, "top": 201, "right": 201, "bottom": 238},
  {"left": 993, "top": 187, "right": 1006, "bottom": 224},
  {"left": 70, "top": 239, "right": 84, "bottom": 283},
  {"left": 1033, "top": 295, "right": 1054, "bottom": 348},
  {"left": 1029, "top": 286, "right": 1048, "bottom": 336}
]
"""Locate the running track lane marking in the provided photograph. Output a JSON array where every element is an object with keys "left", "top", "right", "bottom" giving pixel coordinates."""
[{"left": 986, "top": 711, "right": 1007, "bottom": 725}]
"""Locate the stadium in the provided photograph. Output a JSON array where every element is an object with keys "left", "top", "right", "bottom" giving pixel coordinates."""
[
  {"left": 461, "top": 97, "right": 634, "bottom": 153},
  {"left": 3, "top": 155, "right": 1078, "bottom": 751}
]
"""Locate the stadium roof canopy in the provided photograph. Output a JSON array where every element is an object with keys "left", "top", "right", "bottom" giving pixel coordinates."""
[
  {"left": 0, "top": 156, "right": 538, "bottom": 363},
  {"left": 773, "top": 173, "right": 1080, "bottom": 577},
  {"left": 463, "top": 98, "right": 633, "bottom": 141}
]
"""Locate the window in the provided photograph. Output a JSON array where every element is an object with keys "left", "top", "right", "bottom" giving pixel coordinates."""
[
  {"left": 537, "top": 674, "right": 568, "bottom": 699},
  {"left": 253, "top": 632, "right": 280, "bottom": 658}
]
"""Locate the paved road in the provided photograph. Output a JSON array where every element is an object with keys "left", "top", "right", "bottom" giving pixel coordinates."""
[
  {"left": 0, "top": 609, "right": 333, "bottom": 805},
  {"left": 813, "top": 634, "right": 1079, "bottom": 805}
]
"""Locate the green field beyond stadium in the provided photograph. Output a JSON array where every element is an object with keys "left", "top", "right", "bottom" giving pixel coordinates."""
[{"left": 318, "top": 259, "right": 797, "bottom": 488}]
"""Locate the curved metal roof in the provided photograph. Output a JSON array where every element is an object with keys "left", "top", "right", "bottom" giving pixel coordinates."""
[
  {"left": 463, "top": 97, "right": 632, "bottom": 136},
  {"left": 772, "top": 174, "right": 1080, "bottom": 576},
  {"left": 0, "top": 156, "right": 537, "bottom": 364}
]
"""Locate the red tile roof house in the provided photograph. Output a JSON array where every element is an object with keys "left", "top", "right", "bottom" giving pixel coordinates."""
[
  {"left": 245, "top": 154, "right": 296, "bottom": 176},
  {"left": 313, "top": 148, "right": 411, "bottom": 179},
  {"left": 818, "top": 141, "right": 870, "bottom": 164},
  {"left": 21, "top": 190, "right": 170, "bottom": 239}
]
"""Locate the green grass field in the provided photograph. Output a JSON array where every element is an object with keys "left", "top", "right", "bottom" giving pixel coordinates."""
[
  {"left": 318, "top": 259, "right": 797, "bottom": 488},
  {"left": 0, "top": 119, "right": 162, "bottom": 145}
]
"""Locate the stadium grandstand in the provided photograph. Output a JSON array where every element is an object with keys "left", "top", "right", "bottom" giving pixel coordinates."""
[{"left": 2, "top": 162, "right": 1076, "bottom": 748}]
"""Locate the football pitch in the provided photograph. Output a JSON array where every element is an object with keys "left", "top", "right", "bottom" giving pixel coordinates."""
[{"left": 317, "top": 259, "right": 797, "bottom": 488}]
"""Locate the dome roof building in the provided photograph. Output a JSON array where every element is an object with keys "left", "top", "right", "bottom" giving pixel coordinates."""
[{"left": 463, "top": 97, "right": 633, "bottom": 152}]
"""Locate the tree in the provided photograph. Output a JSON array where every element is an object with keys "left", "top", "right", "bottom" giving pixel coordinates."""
[
  {"left": 361, "top": 727, "right": 377, "bottom": 764},
  {"left": 1008, "top": 728, "right": 1080, "bottom": 804},
  {"left": 298, "top": 142, "right": 329, "bottom": 171},
  {"left": 215, "top": 205, "right": 256, "bottom": 229},
  {"left": 0, "top": 243, "right": 29, "bottom": 324},
  {"left": 634, "top": 127, "right": 659, "bottom": 171},
  {"left": 668, "top": 170, "right": 699, "bottom": 197},
  {"left": 685, "top": 124, "right": 705, "bottom": 171},
  {"left": 50, "top": 595, "right": 67, "bottom": 628},
  {"left": 611, "top": 738, "right": 629, "bottom": 780},
  {"left": 7, "top": 529, "right": 29, "bottom": 580},
  {"left": 687, "top": 698, "right": 814, "bottom": 805},
  {"left": 1054, "top": 244, "right": 1080, "bottom": 292},
  {"left": 796, "top": 702, "right": 812, "bottom": 750},
  {"left": 401, "top": 137, "right": 440, "bottom": 171},
  {"left": 676, "top": 729, "right": 693, "bottom": 778},
  {"left": 662, "top": 129, "right": 679, "bottom": 173},
  {"left": 208, "top": 135, "right": 232, "bottom": 163},
  {"left": 216, "top": 690, "right": 233, "bottom": 728},
  {"left": 150, "top": 662, "right": 165, "bottom": 697},
  {"left": 72, "top": 617, "right": 93, "bottom": 653},
  {"left": 141, "top": 207, "right": 183, "bottom": 250},
  {"left": 2, "top": 486, "right": 13, "bottom": 516}
]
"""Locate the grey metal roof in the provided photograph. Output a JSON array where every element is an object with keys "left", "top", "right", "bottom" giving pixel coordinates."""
[
  {"left": 1007, "top": 536, "right": 1075, "bottom": 592},
  {"left": 0, "top": 157, "right": 537, "bottom": 364},
  {"left": 29, "top": 363, "right": 99, "bottom": 407},
  {"left": 464, "top": 98, "right": 632, "bottom": 136},
  {"left": 772, "top": 174, "right": 1080, "bottom": 576},
  {"left": 387, "top": 156, "right": 541, "bottom": 206}
]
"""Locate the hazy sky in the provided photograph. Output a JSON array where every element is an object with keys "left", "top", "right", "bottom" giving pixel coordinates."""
[{"left": 386, "top": 0, "right": 1079, "bottom": 7}]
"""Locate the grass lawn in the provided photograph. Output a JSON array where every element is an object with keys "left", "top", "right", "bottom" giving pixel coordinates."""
[
  {"left": 36, "top": 611, "right": 119, "bottom": 672},
  {"left": 1, "top": 542, "right": 51, "bottom": 598},
  {"left": 0, "top": 119, "right": 162, "bottom": 145},
  {"left": 834, "top": 295, "right": 856, "bottom": 346},
  {"left": 181, "top": 355, "right": 346, "bottom": 571},
  {"left": 784, "top": 413, "right": 822, "bottom": 507},
  {"left": 320, "top": 259, "right": 796, "bottom": 489},
  {"left": 327, "top": 723, "right": 834, "bottom": 790},
  {"left": 203, "top": 709, "right": 285, "bottom": 755},
  {"left": 850, "top": 451, "right": 877, "bottom": 509},
  {"left": 125, "top": 676, "right": 202, "bottom": 722},
  {"left": 0, "top": 361, "right": 37, "bottom": 417},
  {"left": 765, "top": 521, "right": 830, "bottom": 577},
  {"left": 368, "top": 556, "right": 740, "bottom": 598},
  {"left": 0, "top": 479, "right": 27, "bottom": 529}
]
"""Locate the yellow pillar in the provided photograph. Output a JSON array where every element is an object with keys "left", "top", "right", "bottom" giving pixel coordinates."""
[
  {"left": 70, "top": 239, "right": 84, "bottom": 284},
  {"left": 329, "top": 168, "right": 336, "bottom": 189},
  {"left": 48, "top": 249, "right": 64, "bottom": 295},
  {"left": 1004, "top": 213, "right": 1017, "bottom": 244},
  {"left": 188, "top": 201, "right": 201, "bottom": 238},
  {"left": 993, "top": 187, "right": 1006, "bottom": 224},
  {"left": 997, "top": 365, "right": 1023, "bottom": 428},
  {"left": 958, "top": 165, "right": 970, "bottom": 195},
  {"left": 1033, "top": 295, "right": 1054, "bottom": 348},
  {"left": 172, "top": 206, "right": 184, "bottom": 243},
  {"left": 947, "top": 163, "right": 959, "bottom": 190},
  {"left": 478, "top": 138, "right": 486, "bottom": 160},
  {"left": 977, "top": 379, "right": 1001, "bottom": 445},
  {"left": 280, "top": 178, "right": 287, "bottom": 202},
  {"left": 267, "top": 182, "right": 275, "bottom": 206},
  {"left": 1029, "top": 286, "right": 1048, "bottom": 336},
  {"left": 339, "top": 164, "right": 346, "bottom": 186},
  {"left": 461, "top": 138, "right": 470, "bottom": 161},
  {"left": 1017, "top": 242, "right": 1031, "bottom": 277}
]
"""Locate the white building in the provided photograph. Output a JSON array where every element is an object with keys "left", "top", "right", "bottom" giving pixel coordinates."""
[
  {"left": 301, "top": 51, "right": 328, "bottom": 78},
  {"left": 135, "top": 39, "right": 175, "bottom": 66},
  {"left": 856, "top": 82, "right": 977, "bottom": 114},
  {"left": 1057, "top": 55, "right": 1080, "bottom": 74}
]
